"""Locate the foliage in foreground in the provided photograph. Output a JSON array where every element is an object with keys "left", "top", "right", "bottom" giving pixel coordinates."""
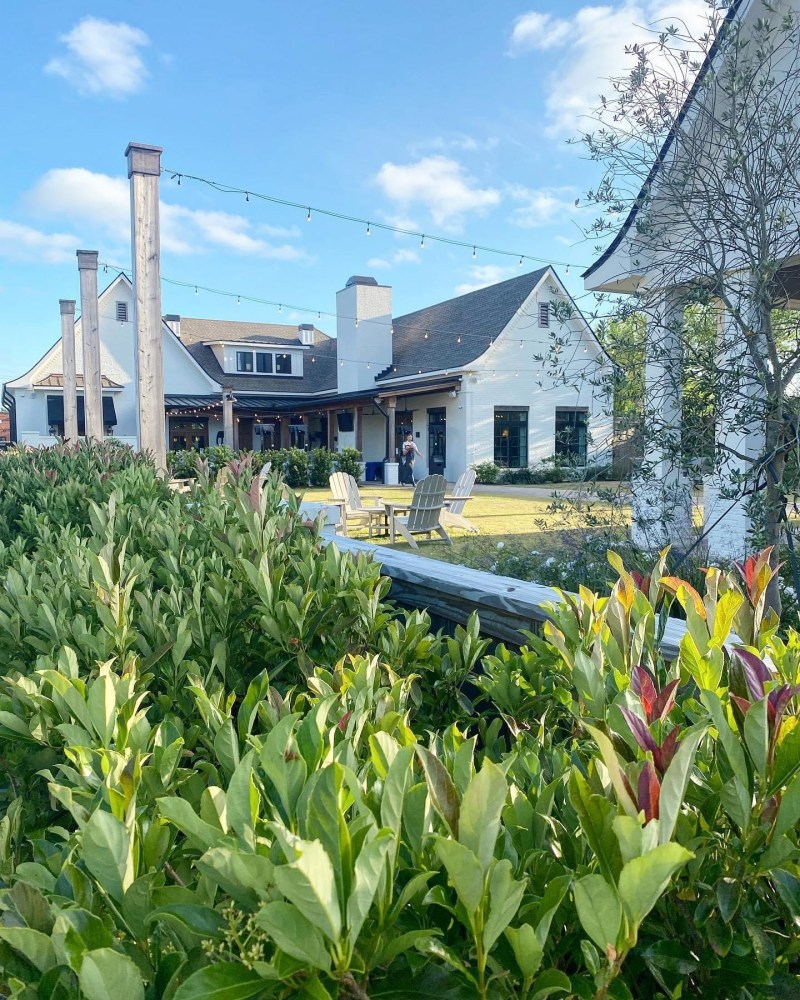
[{"left": 0, "top": 444, "right": 797, "bottom": 999}]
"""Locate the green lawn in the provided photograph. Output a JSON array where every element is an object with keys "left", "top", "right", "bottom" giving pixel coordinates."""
[{"left": 301, "top": 485, "right": 632, "bottom": 561}]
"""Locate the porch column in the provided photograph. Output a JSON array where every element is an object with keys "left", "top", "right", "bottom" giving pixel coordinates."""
[
  {"left": 327, "top": 409, "right": 336, "bottom": 450},
  {"left": 59, "top": 299, "right": 78, "bottom": 443},
  {"left": 384, "top": 396, "right": 399, "bottom": 485},
  {"left": 633, "top": 288, "right": 693, "bottom": 550},
  {"left": 223, "top": 390, "right": 235, "bottom": 447},
  {"left": 280, "top": 416, "right": 290, "bottom": 449},
  {"left": 354, "top": 405, "right": 363, "bottom": 452},
  {"left": 704, "top": 293, "right": 765, "bottom": 560},
  {"left": 76, "top": 251, "right": 103, "bottom": 441},
  {"left": 126, "top": 142, "right": 166, "bottom": 470}
]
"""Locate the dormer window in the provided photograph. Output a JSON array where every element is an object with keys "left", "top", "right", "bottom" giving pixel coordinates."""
[
  {"left": 256, "top": 352, "right": 273, "bottom": 373},
  {"left": 236, "top": 350, "right": 254, "bottom": 372},
  {"left": 538, "top": 303, "right": 550, "bottom": 328},
  {"left": 276, "top": 353, "right": 292, "bottom": 374},
  {"left": 116, "top": 301, "right": 128, "bottom": 322}
]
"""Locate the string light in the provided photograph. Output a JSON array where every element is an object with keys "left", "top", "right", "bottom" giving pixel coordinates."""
[
  {"left": 194, "top": 286, "right": 198, "bottom": 295},
  {"left": 236, "top": 295, "right": 240, "bottom": 305},
  {"left": 424, "top": 330, "right": 429, "bottom": 339},
  {"left": 472, "top": 246, "right": 476, "bottom": 259},
  {"left": 245, "top": 191, "right": 249, "bottom": 202},
  {"left": 163, "top": 166, "right": 586, "bottom": 270},
  {"left": 366, "top": 222, "right": 371, "bottom": 236}
]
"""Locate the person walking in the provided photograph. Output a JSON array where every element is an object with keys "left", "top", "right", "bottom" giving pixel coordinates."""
[{"left": 400, "top": 432, "right": 423, "bottom": 485}]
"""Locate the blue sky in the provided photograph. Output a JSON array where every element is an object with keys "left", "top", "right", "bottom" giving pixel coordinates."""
[{"left": 0, "top": 0, "right": 702, "bottom": 382}]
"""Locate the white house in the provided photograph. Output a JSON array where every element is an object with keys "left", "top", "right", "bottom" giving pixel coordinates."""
[{"left": 4, "top": 267, "right": 611, "bottom": 482}]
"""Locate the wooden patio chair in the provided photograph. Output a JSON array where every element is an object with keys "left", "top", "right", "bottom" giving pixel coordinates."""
[
  {"left": 388, "top": 474, "right": 452, "bottom": 549},
  {"left": 441, "top": 468, "right": 478, "bottom": 532},
  {"left": 328, "top": 472, "right": 384, "bottom": 537},
  {"left": 257, "top": 461, "right": 272, "bottom": 490}
]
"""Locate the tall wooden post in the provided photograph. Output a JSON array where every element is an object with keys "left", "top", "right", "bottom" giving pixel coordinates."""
[
  {"left": 223, "top": 391, "right": 235, "bottom": 447},
  {"left": 327, "top": 409, "right": 336, "bottom": 451},
  {"left": 126, "top": 142, "right": 166, "bottom": 470},
  {"left": 280, "top": 417, "right": 290, "bottom": 449},
  {"left": 384, "top": 396, "right": 398, "bottom": 485},
  {"left": 354, "top": 406, "right": 363, "bottom": 452},
  {"left": 76, "top": 251, "right": 103, "bottom": 441},
  {"left": 59, "top": 299, "right": 78, "bottom": 443}
]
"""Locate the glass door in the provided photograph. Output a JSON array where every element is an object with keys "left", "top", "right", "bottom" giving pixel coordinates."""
[{"left": 428, "top": 409, "right": 446, "bottom": 476}]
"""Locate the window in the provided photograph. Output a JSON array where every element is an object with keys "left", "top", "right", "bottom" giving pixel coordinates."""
[
  {"left": 538, "top": 302, "right": 550, "bottom": 328},
  {"left": 236, "top": 351, "right": 254, "bottom": 372},
  {"left": 256, "top": 352, "right": 273, "bottom": 373},
  {"left": 494, "top": 408, "right": 528, "bottom": 468},
  {"left": 275, "top": 353, "right": 293, "bottom": 374},
  {"left": 555, "top": 408, "right": 588, "bottom": 463},
  {"left": 116, "top": 301, "right": 128, "bottom": 322}
]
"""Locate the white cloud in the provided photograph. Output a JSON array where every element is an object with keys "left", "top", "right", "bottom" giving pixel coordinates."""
[
  {"left": 455, "top": 264, "right": 519, "bottom": 295},
  {"left": 0, "top": 220, "right": 78, "bottom": 264},
  {"left": 508, "top": 1, "right": 710, "bottom": 136},
  {"left": 367, "top": 248, "right": 421, "bottom": 269},
  {"left": 24, "top": 168, "right": 304, "bottom": 259},
  {"left": 508, "top": 185, "right": 579, "bottom": 227},
  {"left": 375, "top": 156, "right": 500, "bottom": 230},
  {"left": 417, "top": 134, "right": 500, "bottom": 153},
  {"left": 45, "top": 17, "right": 150, "bottom": 97},
  {"left": 508, "top": 11, "right": 572, "bottom": 53}
]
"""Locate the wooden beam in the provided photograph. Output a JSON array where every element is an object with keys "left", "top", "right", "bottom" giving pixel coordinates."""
[
  {"left": 59, "top": 299, "right": 78, "bottom": 443},
  {"left": 126, "top": 142, "right": 166, "bottom": 471},
  {"left": 354, "top": 406, "right": 363, "bottom": 452},
  {"left": 327, "top": 410, "right": 336, "bottom": 450},
  {"left": 280, "top": 416, "right": 290, "bottom": 449},
  {"left": 76, "top": 251, "right": 103, "bottom": 441},
  {"left": 223, "top": 391, "right": 235, "bottom": 446}
]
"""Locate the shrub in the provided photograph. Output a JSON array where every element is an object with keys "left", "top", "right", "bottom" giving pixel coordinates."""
[
  {"left": 167, "top": 448, "right": 201, "bottom": 479},
  {"left": 203, "top": 444, "right": 236, "bottom": 475},
  {"left": 309, "top": 446, "right": 335, "bottom": 486},
  {"left": 283, "top": 447, "right": 310, "bottom": 488},
  {"left": 335, "top": 446, "right": 363, "bottom": 480},
  {"left": 472, "top": 460, "right": 500, "bottom": 484}
]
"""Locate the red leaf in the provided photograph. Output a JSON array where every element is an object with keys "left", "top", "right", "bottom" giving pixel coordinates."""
[
  {"left": 730, "top": 694, "right": 752, "bottom": 718},
  {"left": 731, "top": 648, "right": 771, "bottom": 702},
  {"left": 620, "top": 706, "right": 658, "bottom": 754},
  {"left": 653, "top": 724, "right": 682, "bottom": 776},
  {"left": 638, "top": 760, "right": 660, "bottom": 821},
  {"left": 631, "top": 666, "right": 658, "bottom": 722},
  {"left": 767, "top": 684, "right": 800, "bottom": 737},
  {"left": 652, "top": 679, "right": 680, "bottom": 723}
]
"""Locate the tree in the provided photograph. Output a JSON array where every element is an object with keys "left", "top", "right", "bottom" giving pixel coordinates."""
[{"left": 572, "top": 0, "right": 800, "bottom": 614}]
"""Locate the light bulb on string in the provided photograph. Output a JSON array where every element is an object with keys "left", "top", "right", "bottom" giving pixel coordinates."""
[
  {"left": 366, "top": 222, "right": 371, "bottom": 236},
  {"left": 457, "top": 335, "right": 461, "bottom": 343},
  {"left": 566, "top": 265, "right": 570, "bottom": 275},
  {"left": 307, "top": 208, "right": 312, "bottom": 222},
  {"left": 245, "top": 191, "right": 249, "bottom": 202},
  {"left": 420, "top": 235, "right": 425, "bottom": 248},
  {"left": 355, "top": 318, "right": 359, "bottom": 327},
  {"left": 194, "top": 286, "right": 198, "bottom": 295},
  {"left": 424, "top": 330, "right": 428, "bottom": 339},
  {"left": 278, "top": 304, "right": 282, "bottom": 313},
  {"left": 518, "top": 256, "right": 524, "bottom": 267},
  {"left": 519, "top": 340, "right": 523, "bottom": 349},
  {"left": 472, "top": 246, "right": 476, "bottom": 259},
  {"left": 236, "top": 295, "right": 240, "bottom": 305}
]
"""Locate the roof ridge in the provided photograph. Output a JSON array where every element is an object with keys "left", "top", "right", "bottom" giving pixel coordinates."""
[{"left": 394, "top": 267, "right": 549, "bottom": 323}]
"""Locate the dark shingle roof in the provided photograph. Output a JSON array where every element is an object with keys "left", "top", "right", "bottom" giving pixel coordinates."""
[
  {"left": 376, "top": 268, "right": 549, "bottom": 381},
  {"left": 178, "top": 317, "right": 337, "bottom": 393}
]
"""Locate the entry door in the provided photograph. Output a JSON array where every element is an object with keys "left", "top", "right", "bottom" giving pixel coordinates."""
[
  {"left": 428, "top": 409, "right": 446, "bottom": 476},
  {"left": 395, "top": 421, "right": 412, "bottom": 461},
  {"left": 238, "top": 418, "right": 253, "bottom": 451}
]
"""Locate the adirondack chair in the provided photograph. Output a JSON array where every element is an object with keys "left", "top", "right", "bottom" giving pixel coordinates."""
[
  {"left": 256, "top": 461, "right": 272, "bottom": 490},
  {"left": 328, "top": 472, "right": 384, "bottom": 537},
  {"left": 388, "top": 474, "right": 452, "bottom": 549},
  {"left": 440, "top": 468, "right": 478, "bottom": 532}
]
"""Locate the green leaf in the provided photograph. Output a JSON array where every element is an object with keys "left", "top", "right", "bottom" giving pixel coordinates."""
[
  {"left": 380, "top": 745, "right": 414, "bottom": 833},
  {"left": 158, "top": 796, "right": 225, "bottom": 852},
  {"left": 573, "top": 649, "right": 605, "bottom": 716},
  {"left": 434, "top": 836, "right": 484, "bottom": 915},
  {"left": 583, "top": 724, "right": 638, "bottom": 818},
  {"left": 458, "top": 760, "right": 508, "bottom": 872},
  {"left": 214, "top": 719, "right": 240, "bottom": 779},
  {"left": 775, "top": 771, "right": 800, "bottom": 838},
  {"left": 483, "top": 859, "right": 525, "bottom": 952},
  {"left": 716, "top": 878, "right": 742, "bottom": 923},
  {"left": 573, "top": 875, "right": 621, "bottom": 952},
  {"left": 82, "top": 809, "right": 133, "bottom": 902},
  {"left": 273, "top": 838, "right": 342, "bottom": 944},
  {"left": 416, "top": 746, "right": 460, "bottom": 835},
  {"left": 347, "top": 831, "right": 393, "bottom": 947},
  {"left": 529, "top": 970, "right": 572, "bottom": 1000},
  {"left": 173, "top": 962, "right": 269, "bottom": 1000},
  {"left": 146, "top": 905, "right": 227, "bottom": 940},
  {"left": 658, "top": 724, "right": 708, "bottom": 844},
  {"left": 196, "top": 847, "right": 274, "bottom": 909},
  {"left": 237, "top": 669, "right": 270, "bottom": 742},
  {"left": 719, "top": 776, "right": 752, "bottom": 834},
  {"left": 701, "top": 691, "right": 748, "bottom": 780},
  {"left": 226, "top": 751, "right": 258, "bottom": 851},
  {"left": 0, "top": 926, "right": 57, "bottom": 973},
  {"left": 87, "top": 671, "right": 116, "bottom": 746},
  {"left": 617, "top": 843, "right": 693, "bottom": 928},
  {"left": 79, "top": 948, "right": 144, "bottom": 1000},
  {"left": 743, "top": 696, "right": 769, "bottom": 779},
  {"left": 506, "top": 923, "right": 543, "bottom": 979},
  {"left": 52, "top": 908, "right": 114, "bottom": 972},
  {"left": 771, "top": 869, "right": 800, "bottom": 921},
  {"left": 256, "top": 901, "right": 330, "bottom": 970},
  {"left": 569, "top": 771, "right": 623, "bottom": 881}
]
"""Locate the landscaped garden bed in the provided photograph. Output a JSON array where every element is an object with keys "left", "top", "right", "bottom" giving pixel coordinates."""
[{"left": 0, "top": 443, "right": 797, "bottom": 998}]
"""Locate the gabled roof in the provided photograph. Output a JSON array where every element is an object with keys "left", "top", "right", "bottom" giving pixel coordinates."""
[
  {"left": 33, "top": 374, "right": 123, "bottom": 389},
  {"left": 582, "top": 0, "right": 748, "bottom": 282},
  {"left": 376, "top": 268, "right": 549, "bottom": 381},
  {"left": 178, "top": 317, "right": 330, "bottom": 349}
]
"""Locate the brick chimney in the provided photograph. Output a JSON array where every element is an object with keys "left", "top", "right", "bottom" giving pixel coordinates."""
[{"left": 336, "top": 276, "right": 392, "bottom": 394}]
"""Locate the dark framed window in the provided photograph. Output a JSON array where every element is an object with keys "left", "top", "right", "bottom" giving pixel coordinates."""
[
  {"left": 116, "top": 301, "right": 128, "bottom": 322},
  {"left": 236, "top": 351, "right": 254, "bottom": 372},
  {"left": 538, "top": 302, "right": 550, "bottom": 327},
  {"left": 555, "top": 408, "right": 588, "bottom": 463},
  {"left": 256, "top": 352, "right": 273, "bottom": 373},
  {"left": 276, "top": 353, "right": 292, "bottom": 374},
  {"left": 494, "top": 408, "right": 528, "bottom": 468}
]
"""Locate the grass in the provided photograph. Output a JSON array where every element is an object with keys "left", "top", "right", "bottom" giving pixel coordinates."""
[{"left": 301, "top": 485, "right": 631, "bottom": 562}]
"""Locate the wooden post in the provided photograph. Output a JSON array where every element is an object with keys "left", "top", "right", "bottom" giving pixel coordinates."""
[
  {"left": 327, "top": 409, "right": 336, "bottom": 451},
  {"left": 280, "top": 417, "right": 290, "bottom": 449},
  {"left": 384, "top": 396, "right": 399, "bottom": 485},
  {"left": 126, "top": 142, "right": 166, "bottom": 471},
  {"left": 223, "top": 391, "right": 235, "bottom": 447},
  {"left": 76, "top": 251, "right": 103, "bottom": 441},
  {"left": 59, "top": 299, "right": 78, "bottom": 443}
]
